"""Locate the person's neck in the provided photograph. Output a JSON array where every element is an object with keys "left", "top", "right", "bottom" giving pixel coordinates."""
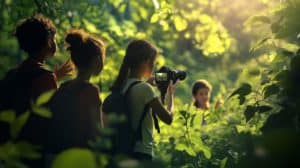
[
  {"left": 76, "top": 71, "right": 92, "bottom": 81},
  {"left": 196, "top": 102, "right": 210, "bottom": 110},
  {"left": 29, "top": 53, "right": 46, "bottom": 63},
  {"left": 129, "top": 69, "right": 144, "bottom": 80}
]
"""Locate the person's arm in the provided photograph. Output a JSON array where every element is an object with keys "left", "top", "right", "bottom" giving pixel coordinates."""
[
  {"left": 149, "top": 81, "right": 175, "bottom": 125},
  {"left": 54, "top": 59, "right": 74, "bottom": 80},
  {"left": 102, "top": 112, "right": 109, "bottom": 128},
  {"left": 214, "top": 98, "right": 224, "bottom": 109},
  {"left": 81, "top": 86, "right": 103, "bottom": 135},
  {"left": 90, "top": 87, "right": 103, "bottom": 128},
  {"left": 98, "top": 99, "right": 104, "bottom": 128}
]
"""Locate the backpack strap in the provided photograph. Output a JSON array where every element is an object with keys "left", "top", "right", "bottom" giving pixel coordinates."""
[
  {"left": 124, "top": 81, "right": 161, "bottom": 144},
  {"left": 135, "top": 103, "right": 149, "bottom": 141},
  {"left": 123, "top": 81, "right": 147, "bottom": 142},
  {"left": 152, "top": 112, "right": 160, "bottom": 133},
  {"left": 124, "top": 81, "right": 142, "bottom": 97},
  {"left": 123, "top": 80, "right": 142, "bottom": 125},
  {"left": 134, "top": 102, "right": 160, "bottom": 142}
]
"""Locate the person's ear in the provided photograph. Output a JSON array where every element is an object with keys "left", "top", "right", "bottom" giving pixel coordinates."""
[
  {"left": 47, "top": 38, "right": 57, "bottom": 55},
  {"left": 148, "top": 59, "right": 155, "bottom": 67},
  {"left": 140, "top": 61, "right": 149, "bottom": 71},
  {"left": 99, "top": 59, "right": 104, "bottom": 72}
]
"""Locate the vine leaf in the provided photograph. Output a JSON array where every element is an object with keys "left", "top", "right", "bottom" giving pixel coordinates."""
[
  {"left": 263, "top": 84, "right": 280, "bottom": 98},
  {"left": 258, "top": 105, "right": 273, "bottom": 113},
  {"left": 229, "top": 83, "right": 252, "bottom": 105},
  {"left": 229, "top": 83, "right": 252, "bottom": 98},
  {"left": 244, "top": 105, "right": 257, "bottom": 122}
]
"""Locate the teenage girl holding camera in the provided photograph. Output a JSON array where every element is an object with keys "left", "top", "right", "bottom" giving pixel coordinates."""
[{"left": 109, "top": 40, "right": 176, "bottom": 160}]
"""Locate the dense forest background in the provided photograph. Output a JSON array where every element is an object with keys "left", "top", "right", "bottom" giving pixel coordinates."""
[{"left": 1, "top": 0, "right": 300, "bottom": 168}]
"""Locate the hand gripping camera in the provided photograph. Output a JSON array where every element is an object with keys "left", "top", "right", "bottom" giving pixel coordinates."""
[{"left": 155, "top": 66, "right": 187, "bottom": 103}]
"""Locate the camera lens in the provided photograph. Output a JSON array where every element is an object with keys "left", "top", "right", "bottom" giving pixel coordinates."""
[
  {"left": 178, "top": 71, "right": 187, "bottom": 80},
  {"left": 174, "top": 70, "right": 187, "bottom": 81}
]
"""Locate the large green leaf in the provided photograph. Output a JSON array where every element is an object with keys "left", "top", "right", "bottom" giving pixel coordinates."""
[
  {"left": 51, "top": 148, "right": 97, "bottom": 168},
  {"left": 258, "top": 105, "right": 273, "bottom": 113},
  {"left": 229, "top": 83, "right": 252, "bottom": 98},
  {"left": 201, "top": 145, "right": 212, "bottom": 159},
  {"left": 246, "top": 15, "right": 271, "bottom": 26},
  {"left": 83, "top": 19, "right": 99, "bottom": 34},
  {"left": 35, "top": 90, "right": 55, "bottom": 106},
  {"left": 220, "top": 157, "right": 228, "bottom": 168},
  {"left": 15, "top": 141, "right": 41, "bottom": 159},
  {"left": 10, "top": 111, "right": 30, "bottom": 139},
  {"left": 150, "top": 13, "right": 159, "bottom": 23},
  {"left": 32, "top": 105, "right": 52, "bottom": 119},
  {"left": 174, "top": 15, "right": 188, "bottom": 32},
  {"left": 263, "top": 83, "right": 280, "bottom": 98},
  {"left": 250, "top": 37, "right": 271, "bottom": 53},
  {"left": 244, "top": 105, "right": 257, "bottom": 122},
  {"left": 0, "top": 142, "right": 28, "bottom": 168},
  {"left": 0, "top": 110, "right": 16, "bottom": 124}
]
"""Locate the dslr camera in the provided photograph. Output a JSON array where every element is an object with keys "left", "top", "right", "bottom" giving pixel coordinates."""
[{"left": 155, "top": 66, "right": 187, "bottom": 103}]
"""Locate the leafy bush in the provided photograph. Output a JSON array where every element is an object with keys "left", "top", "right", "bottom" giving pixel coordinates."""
[{"left": 1, "top": 0, "right": 300, "bottom": 168}]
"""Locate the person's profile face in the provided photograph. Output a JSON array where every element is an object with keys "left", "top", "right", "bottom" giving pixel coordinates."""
[
  {"left": 92, "top": 54, "right": 104, "bottom": 76},
  {"left": 194, "top": 88, "right": 211, "bottom": 106},
  {"left": 144, "top": 58, "right": 155, "bottom": 78},
  {"left": 46, "top": 34, "right": 57, "bottom": 57}
]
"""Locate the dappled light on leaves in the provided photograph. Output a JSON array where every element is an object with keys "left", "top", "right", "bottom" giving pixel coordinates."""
[{"left": 0, "top": 0, "right": 299, "bottom": 167}]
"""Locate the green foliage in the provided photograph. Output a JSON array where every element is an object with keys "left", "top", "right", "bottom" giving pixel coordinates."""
[
  {"left": 234, "top": 0, "right": 300, "bottom": 167},
  {"left": 31, "top": 105, "right": 52, "bottom": 119},
  {"left": 229, "top": 83, "right": 252, "bottom": 105},
  {"left": 0, "top": 110, "right": 16, "bottom": 124},
  {"left": 154, "top": 97, "right": 250, "bottom": 167},
  {"left": 0, "top": 141, "right": 41, "bottom": 168},
  {"left": 10, "top": 111, "right": 30, "bottom": 140},
  {"left": 35, "top": 90, "right": 55, "bottom": 106},
  {"left": 51, "top": 148, "right": 101, "bottom": 168},
  {"left": 1, "top": 0, "right": 299, "bottom": 167},
  {"left": 31, "top": 90, "right": 55, "bottom": 119}
]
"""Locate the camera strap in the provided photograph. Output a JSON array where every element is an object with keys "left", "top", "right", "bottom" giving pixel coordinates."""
[
  {"left": 133, "top": 104, "right": 160, "bottom": 147},
  {"left": 135, "top": 104, "right": 160, "bottom": 141},
  {"left": 152, "top": 112, "right": 160, "bottom": 133}
]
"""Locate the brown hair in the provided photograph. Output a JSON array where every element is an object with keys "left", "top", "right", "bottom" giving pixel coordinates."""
[
  {"left": 65, "top": 29, "right": 105, "bottom": 72},
  {"left": 192, "top": 79, "right": 212, "bottom": 96},
  {"left": 14, "top": 14, "right": 56, "bottom": 55},
  {"left": 111, "top": 39, "right": 157, "bottom": 90}
]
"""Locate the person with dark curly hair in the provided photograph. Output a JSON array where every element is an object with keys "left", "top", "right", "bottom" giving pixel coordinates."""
[
  {"left": 12, "top": 14, "right": 73, "bottom": 99},
  {"left": 0, "top": 14, "right": 73, "bottom": 113},
  {"left": 0, "top": 14, "right": 73, "bottom": 167}
]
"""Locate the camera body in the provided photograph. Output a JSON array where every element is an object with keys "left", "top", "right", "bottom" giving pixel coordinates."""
[{"left": 155, "top": 66, "right": 187, "bottom": 103}]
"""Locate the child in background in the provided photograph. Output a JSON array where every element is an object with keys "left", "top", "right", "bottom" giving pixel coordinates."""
[
  {"left": 192, "top": 79, "right": 222, "bottom": 125},
  {"left": 192, "top": 80, "right": 212, "bottom": 110}
]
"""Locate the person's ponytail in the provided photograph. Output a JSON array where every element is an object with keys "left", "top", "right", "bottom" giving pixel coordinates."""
[
  {"left": 110, "top": 60, "right": 130, "bottom": 91},
  {"left": 111, "top": 39, "right": 157, "bottom": 91},
  {"left": 65, "top": 29, "right": 105, "bottom": 73}
]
